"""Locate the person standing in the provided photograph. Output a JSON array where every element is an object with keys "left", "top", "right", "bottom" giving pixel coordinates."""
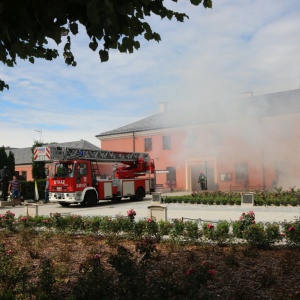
[
  {"left": 8, "top": 175, "right": 22, "bottom": 206},
  {"left": 198, "top": 171, "right": 207, "bottom": 191},
  {"left": 44, "top": 176, "right": 49, "bottom": 204}
]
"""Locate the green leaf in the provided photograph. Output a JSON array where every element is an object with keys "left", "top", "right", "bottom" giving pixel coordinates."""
[
  {"left": 0, "top": 79, "right": 9, "bottom": 92},
  {"left": 190, "top": 0, "right": 202, "bottom": 5},
  {"left": 69, "top": 22, "right": 79, "bottom": 35},
  {"left": 99, "top": 49, "right": 109, "bottom": 62},
  {"left": 29, "top": 57, "right": 35, "bottom": 64},
  {"left": 89, "top": 41, "right": 98, "bottom": 51},
  {"left": 203, "top": 0, "right": 213, "bottom": 8}
]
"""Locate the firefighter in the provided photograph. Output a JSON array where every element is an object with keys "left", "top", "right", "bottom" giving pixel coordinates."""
[{"left": 198, "top": 171, "right": 207, "bottom": 191}]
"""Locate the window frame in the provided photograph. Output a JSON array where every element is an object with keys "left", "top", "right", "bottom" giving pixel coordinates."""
[
  {"left": 162, "top": 135, "right": 171, "bottom": 150},
  {"left": 144, "top": 138, "right": 152, "bottom": 151}
]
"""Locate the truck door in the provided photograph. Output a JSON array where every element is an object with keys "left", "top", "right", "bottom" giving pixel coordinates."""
[{"left": 75, "top": 162, "right": 89, "bottom": 191}]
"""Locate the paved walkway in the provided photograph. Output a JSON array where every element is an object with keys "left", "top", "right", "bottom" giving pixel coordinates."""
[{"left": 1, "top": 191, "right": 299, "bottom": 223}]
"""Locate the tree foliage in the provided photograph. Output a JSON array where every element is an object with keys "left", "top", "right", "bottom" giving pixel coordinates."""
[
  {"left": 0, "top": 146, "right": 8, "bottom": 170},
  {"left": 0, "top": 147, "right": 14, "bottom": 178},
  {"left": 0, "top": 0, "right": 212, "bottom": 91},
  {"left": 7, "top": 151, "right": 15, "bottom": 177}
]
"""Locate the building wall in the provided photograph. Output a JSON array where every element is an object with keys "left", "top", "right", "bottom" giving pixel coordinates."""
[
  {"left": 100, "top": 112, "right": 300, "bottom": 191},
  {"left": 15, "top": 165, "right": 33, "bottom": 181}
]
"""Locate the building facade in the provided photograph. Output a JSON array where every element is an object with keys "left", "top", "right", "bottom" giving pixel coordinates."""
[{"left": 96, "top": 89, "right": 300, "bottom": 192}]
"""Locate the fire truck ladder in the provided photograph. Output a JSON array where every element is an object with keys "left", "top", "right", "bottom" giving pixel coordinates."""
[{"left": 48, "top": 147, "right": 151, "bottom": 163}]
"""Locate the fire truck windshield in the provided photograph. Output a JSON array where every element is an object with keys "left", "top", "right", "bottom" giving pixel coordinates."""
[{"left": 50, "top": 162, "right": 75, "bottom": 178}]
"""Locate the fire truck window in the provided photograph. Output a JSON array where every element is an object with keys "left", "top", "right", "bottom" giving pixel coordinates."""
[
  {"left": 55, "top": 163, "right": 74, "bottom": 177},
  {"left": 77, "top": 163, "right": 88, "bottom": 177}
]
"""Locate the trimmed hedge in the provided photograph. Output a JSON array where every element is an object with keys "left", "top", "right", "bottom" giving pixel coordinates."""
[{"left": 20, "top": 179, "right": 46, "bottom": 200}]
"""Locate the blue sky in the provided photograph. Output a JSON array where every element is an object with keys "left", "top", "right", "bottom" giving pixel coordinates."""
[{"left": 1, "top": 0, "right": 300, "bottom": 148}]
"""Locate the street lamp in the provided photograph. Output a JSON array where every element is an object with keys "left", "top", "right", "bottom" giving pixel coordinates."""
[
  {"left": 34, "top": 130, "right": 42, "bottom": 142},
  {"left": 205, "top": 161, "right": 208, "bottom": 190}
]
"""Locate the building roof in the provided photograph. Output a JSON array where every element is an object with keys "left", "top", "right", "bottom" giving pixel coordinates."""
[
  {"left": 96, "top": 89, "right": 300, "bottom": 137},
  {"left": 6, "top": 140, "right": 100, "bottom": 165}
]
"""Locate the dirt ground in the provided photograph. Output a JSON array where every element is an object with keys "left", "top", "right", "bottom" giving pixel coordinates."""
[{"left": 1, "top": 232, "right": 300, "bottom": 299}]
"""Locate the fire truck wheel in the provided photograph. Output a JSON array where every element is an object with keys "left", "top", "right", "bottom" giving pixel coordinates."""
[
  {"left": 59, "top": 202, "right": 70, "bottom": 207},
  {"left": 112, "top": 196, "right": 122, "bottom": 202},
  {"left": 82, "top": 191, "right": 97, "bottom": 206},
  {"left": 135, "top": 187, "right": 144, "bottom": 201}
]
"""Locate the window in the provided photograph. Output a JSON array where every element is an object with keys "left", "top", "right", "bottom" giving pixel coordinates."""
[
  {"left": 144, "top": 138, "right": 152, "bottom": 151},
  {"left": 236, "top": 163, "right": 248, "bottom": 180},
  {"left": 21, "top": 171, "right": 27, "bottom": 181},
  {"left": 163, "top": 136, "right": 171, "bottom": 150},
  {"left": 166, "top": 167, "right": 176, "bottom": 183}
]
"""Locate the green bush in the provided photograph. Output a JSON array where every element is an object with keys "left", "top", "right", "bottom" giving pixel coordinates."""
[
  {"left": 184, "top": 221, "right": 200, "bottom": 240},
  {"left": 282, "top": 218, "right": 300, "bottom": 246},
  {"left": 157, "top": 220, "right": 173, "bottom": 235},
  {"left": 244, "top": 223, "right": 281, "bottom": 248}
]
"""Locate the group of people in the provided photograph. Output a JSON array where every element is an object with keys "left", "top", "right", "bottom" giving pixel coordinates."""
[{"left": 0, "top": 166, "right": 50, "bottom": 205}]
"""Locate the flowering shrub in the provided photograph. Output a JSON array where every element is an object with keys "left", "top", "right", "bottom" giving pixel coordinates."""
[
  {"left": 232, "top": 211, "right": 255, "bottom": 238},
  {"left": 51, "top": 212, "right": 68, "bottom": 231},
  {"left": 0, "top": 240, "right": 28, "bottom": 294},
  {"left": 66, "top": 215, "right": 85, "bottom": 231},
  {"left": 135, "top": 236, "right": 159, "bottom": 260},
  {"left": 202, "top": 220, "right": 230, "bottom": 244},
  {"left": 171, "top": 219, "right": 185, "bottom": 237},
  {"left": 183, "top": 260, "right": 217, "bottom": 297},
  {"left": 243, "top": 222, "right": 282, "bottom": 248},
  {"left": 127, "top": 209, "right": 136, "bottom": 222},
  {"left": 145, "top": 218, "right": 158, "bottom": 235},
  {"left": 0, "top": 211, "right": 16, "bottom": 231},
  {"left": 18, "top": 215, "right": 34, "bottom": 229},
  {"left": 157, "top": 220, "right": 173, "bottom": 235},
  {"left": 282, "top": 218, "right": 300, "bottom": 246},
  {"left": 183, "top": 221, "right": 200, "bottom": 240},
  {"left": 202, "top": 222, "right": 215, "bottom": 240}
]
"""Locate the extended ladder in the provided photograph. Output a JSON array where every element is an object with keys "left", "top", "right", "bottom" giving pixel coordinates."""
[{"left": 34, "top": 146, "right": 151, "bottom": 163}]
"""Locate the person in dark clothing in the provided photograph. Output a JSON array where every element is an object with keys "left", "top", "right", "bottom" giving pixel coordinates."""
[
  {"left": 44, "top": 176, "right": 49, "bottom": 204},
  {"left": 0, "top": 166, "right": 11, "bottom": 201},
  {"left": 198, "top": 171, "right": 207, "bottom": 191}
]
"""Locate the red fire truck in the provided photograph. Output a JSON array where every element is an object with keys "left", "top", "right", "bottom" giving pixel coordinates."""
[{"left": 33, "top": 146, "right": 155, "bottom": 207}]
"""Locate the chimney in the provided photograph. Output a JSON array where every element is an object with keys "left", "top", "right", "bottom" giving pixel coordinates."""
[
  {"left": 159, "top": 102, "right": 168, "bottom": 113},
  {"left": 241, "top": 92, "right": 253, "bottom": 98}
]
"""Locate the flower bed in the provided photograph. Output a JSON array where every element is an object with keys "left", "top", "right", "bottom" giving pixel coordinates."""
[
  {"left": 0, "top": 209, "right": 299, "bottom": 298},
  {"left": 163, "top": 189, "right": 300, "bottom": 206}
]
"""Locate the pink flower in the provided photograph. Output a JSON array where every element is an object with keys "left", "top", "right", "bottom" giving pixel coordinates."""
[
  {"left": 251, "top": 220, "right": 255, "bottom": 224},
  {"left": 186, "top": 267, "right": 195, "bottom": 275},
  {"left": 93, "top": 254, "right": 101, "bottom": 259},
  {"left": 281, "top": 233, "right": 285, "bottom": 237},
  {"left": 208, "top": 269, "right": 217, "bottom": 276},
  {"left": 289, "top": 226, "right": 296, "bottom": 232},
  {"left": 207, "top": 223, "right": 214, "bottom": 229},
  {"left": 127, "top": 209, "right": 136, "bottom": 216},
  {"left": 147, "top": 218, "right": 153, "bottom": 223}
]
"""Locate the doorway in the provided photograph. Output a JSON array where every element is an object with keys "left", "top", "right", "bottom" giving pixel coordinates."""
[{"left": 190, "top": 163, "right": 216, "bottom": 191}]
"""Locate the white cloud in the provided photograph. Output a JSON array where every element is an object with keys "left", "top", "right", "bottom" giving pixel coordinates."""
[{"left": 0, "top": 0, "right": 299, "bottom": 148}]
